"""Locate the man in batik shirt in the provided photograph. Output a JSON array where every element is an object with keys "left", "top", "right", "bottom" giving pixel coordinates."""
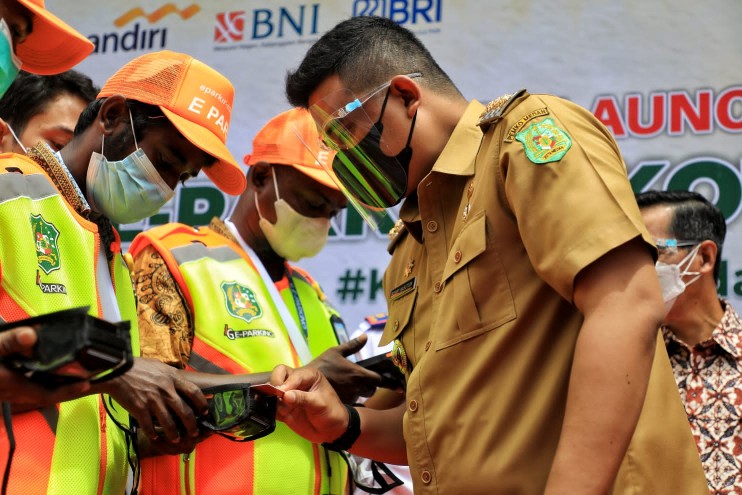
[{"left": 638, "top": 190, "right": 741, "bottom": 493}]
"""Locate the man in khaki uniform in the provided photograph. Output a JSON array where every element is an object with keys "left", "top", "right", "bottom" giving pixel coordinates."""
[{"left": 270, "top": 15, "right": 706, "bottom": 494}]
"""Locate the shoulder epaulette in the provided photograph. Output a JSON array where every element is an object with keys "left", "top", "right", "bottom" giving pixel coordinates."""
[
  {"left": 478, "top": 88, "right": 528, "bottom": 127},
  {"left": 387, "top": 219, "right": 408, "bottom": 254}
]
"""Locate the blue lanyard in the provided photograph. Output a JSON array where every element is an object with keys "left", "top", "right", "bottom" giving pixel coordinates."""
[{"left": 286, "top": 271, "right": 309, "bottom": 340}]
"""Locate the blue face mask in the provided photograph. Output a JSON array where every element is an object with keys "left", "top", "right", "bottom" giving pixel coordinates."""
[
  {"left": 85, "top": 110, "right": 174, "bottom": 224},
  {"left": 0, "top": 18, "right": 21, "bottom": 99}
]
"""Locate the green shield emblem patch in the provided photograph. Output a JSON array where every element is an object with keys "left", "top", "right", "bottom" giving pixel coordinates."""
[
  {"left": 221, "top": 281, "right": 262, "bottom": 323},
  {"left": 31, "top": 214, "right": 61, "bottom": 275},
  {"left": 515, "top": 117, "right": 572, "bottom": 164}
]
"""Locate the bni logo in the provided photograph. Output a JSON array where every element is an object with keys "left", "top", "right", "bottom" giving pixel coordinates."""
[
  {"left": 215, "top": 11, "right": 246, "bottom": 42},
  {"left": 353, "top": 0, "right": 442, "bottom": 24},
  {"left": 213, "top": 5, "right": 319, "bottom": 43},
  {"left": 88, "top": 3, "right": 200, "bottom": 54}
]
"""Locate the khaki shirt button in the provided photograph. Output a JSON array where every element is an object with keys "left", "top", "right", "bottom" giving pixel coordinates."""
[
  {"left": 425, "top": 341, "right": 431, "bottom": 351},
  {"left": 421, "top": 470, "right": 432, "bottom": 484},
  {"left": 426, "top": 220, "right": 438, "bottom": 233},
  {"left": 393, "top": 319, "right": 399, "bottom": 331},
  {"left": 433, "top": 281, "right": 442, "bottom": 293},
  {"left": 453, "top": 250, "right": 462, "bottom": 263},
  {"left": 409, "top": 400, "right": 418, "bottom": 412}
]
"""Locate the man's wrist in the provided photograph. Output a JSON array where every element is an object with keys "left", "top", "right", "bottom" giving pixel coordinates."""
[{"left": 322, "top": 404, "right": 361, "bottom": 452}]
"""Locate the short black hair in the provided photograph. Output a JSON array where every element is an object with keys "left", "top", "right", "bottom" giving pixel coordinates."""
[
  {"left": 0, "top": 70, "right": 99, "bottom": 135},
  {"left": 636, "top": 190, "right": 726, "bottom": 282},
  {"left": 286, "top": 16, "right": 461, "bottom": 107}
]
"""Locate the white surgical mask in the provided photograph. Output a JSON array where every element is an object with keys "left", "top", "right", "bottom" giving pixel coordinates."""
[
  {"left": 86, "top": 109, "right": 173, "bottom": 224},
  {"left": 255, "top": 167, "right": 330, "bottom": 261},
  {"left": 655, "top": 243, "right": 702, "bottom": 315}
]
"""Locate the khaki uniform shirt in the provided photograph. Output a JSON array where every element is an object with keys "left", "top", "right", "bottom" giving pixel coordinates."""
[{"left": 380, "top": 93, "right": 707, "bottom": 494}]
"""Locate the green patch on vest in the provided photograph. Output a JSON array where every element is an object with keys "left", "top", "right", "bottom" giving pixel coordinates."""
[
  {"left": 31, "top": 213, "right": 61, "bottom": 274},
  {"left": 515, "top": 117, "right": 572, "bottom": 164},
  {"left": 221, "top": 281, "right": 263, "bottom": 323}
]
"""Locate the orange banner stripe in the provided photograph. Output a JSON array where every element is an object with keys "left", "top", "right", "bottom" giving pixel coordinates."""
[{"left": 114, "top": 3, "right": 201, "bottom": 28}]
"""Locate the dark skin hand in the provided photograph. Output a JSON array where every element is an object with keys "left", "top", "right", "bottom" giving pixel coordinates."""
[
  {"left": 0, "top": 326, "right": 91, "bottom": 406},
  {"left": 308, "top": 335, "right": 381, "bottom": 404},
  {"left": 93, "top": 357, "right": 208, "bottom": 444}
]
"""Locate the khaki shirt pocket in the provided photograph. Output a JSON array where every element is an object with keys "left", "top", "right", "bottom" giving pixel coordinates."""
[
  {"left": 379, "top": 282, "right": 418, "bottom": 347},
  {"left": 435, "top": 212, "right": 516, "bottom": 350}
]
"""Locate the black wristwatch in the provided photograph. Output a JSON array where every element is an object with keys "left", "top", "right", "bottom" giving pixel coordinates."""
[{"left": 322, "top": 404, "right": 361, "bottom": 452}]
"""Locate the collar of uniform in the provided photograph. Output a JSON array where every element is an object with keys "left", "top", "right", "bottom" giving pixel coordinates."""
[
  {"left": 429, "top": 100, "right": 485, "bottom": 177},
  {"left": 663, "top": 299, "right": 742, "bottom": 358},
  {"left": 398, "top": 192, "right": 423, "bottom": 243},
  {"left": 26, "top": 143, "right": 91, "bottom": 218},
  {"left": 395, "top": 101, "right": 484, "bottom": 244}
]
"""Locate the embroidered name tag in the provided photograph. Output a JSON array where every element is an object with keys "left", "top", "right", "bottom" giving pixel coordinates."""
[
  {"left": 504, "top": 107, "right": 549, "bottom": 142},
  {"left": 390, "top": 277, "right": 416, "bottom": 301}
]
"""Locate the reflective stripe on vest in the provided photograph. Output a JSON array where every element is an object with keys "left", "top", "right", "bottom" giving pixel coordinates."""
[
  {"left": 133, "top": 224, "right": 348, "bottom": 495},
  {"left": 0, "top": 158, "right": 132, "bottom": 495}
]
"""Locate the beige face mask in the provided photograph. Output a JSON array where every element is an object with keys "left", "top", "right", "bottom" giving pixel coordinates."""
[{"left": 254, "top": 167, "right": 331, "bottom": 261}]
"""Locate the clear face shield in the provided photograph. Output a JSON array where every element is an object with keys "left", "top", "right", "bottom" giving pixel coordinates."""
[{"left": 299, "top": 74, "right": 421, "bottom": 230}]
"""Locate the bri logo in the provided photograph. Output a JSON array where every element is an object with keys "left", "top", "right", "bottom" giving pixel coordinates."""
[
  {"left": 353, "top": 0, "right": 442, "bottom": 24},
  {"left": 88, "top": 3, "right": 201, "bottom": 54}
]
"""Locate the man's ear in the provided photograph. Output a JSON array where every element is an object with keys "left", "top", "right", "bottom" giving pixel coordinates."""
[
  {"left": 250, "top": 162, "right": 272, "bottom": 190},
  {"left": 698, "top": 239, "right": 718, "bottom": 275},
  {"left": 0, "top": 118, "right": 16, "bottom": 153},
  {"left": 97, "top": 95, "right": 130, "bottom": 137},
  {"left": 389, "top": 74, "right": 422, "bottom": 117}
]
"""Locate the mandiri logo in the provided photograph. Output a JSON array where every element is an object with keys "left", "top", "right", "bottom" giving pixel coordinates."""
[{"left": 88, "top": 3, "right": 201, "bottom": 54}]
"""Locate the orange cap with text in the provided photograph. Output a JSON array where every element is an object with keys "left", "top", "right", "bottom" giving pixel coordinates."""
[
  {"left": 98, "top": 50, "right": 245, "bottom": 195},
  {"left": 16, "top": 0, "right": 94, "bottom": 75},
  {"left": 244, "top": 108, "right": 339, "bottom": 190}
]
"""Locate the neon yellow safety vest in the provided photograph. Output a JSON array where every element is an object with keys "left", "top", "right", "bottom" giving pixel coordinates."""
[
  {"left": 0, "top": 153, "right": 137, "bottom": 495},
  {"left": 130, "top": 223, "right": 349, "bottom": 495}
]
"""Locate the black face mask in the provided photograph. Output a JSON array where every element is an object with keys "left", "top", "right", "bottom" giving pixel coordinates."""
[{"left": 331, "top": 88, "right": 417, "bottom": 209}]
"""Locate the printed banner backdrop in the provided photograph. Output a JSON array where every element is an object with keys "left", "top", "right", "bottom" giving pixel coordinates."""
[{"left": 48, "top": 0, "right": 742, "bottom": 330}]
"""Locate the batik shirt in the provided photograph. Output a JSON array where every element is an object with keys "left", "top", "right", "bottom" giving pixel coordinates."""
[{"left": 664, "top": 299, "right": 742, "bottom": 493}]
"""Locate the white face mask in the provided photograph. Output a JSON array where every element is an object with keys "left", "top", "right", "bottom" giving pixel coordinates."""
[
  {"left": 255, "top": 167, "right": 331, "bottom": 261},
  {"left": 655, "top": 243, "right": 702, "bottom": 315},
  {"left": 85, "top": 109, "right": 173, "bottom": 224}
]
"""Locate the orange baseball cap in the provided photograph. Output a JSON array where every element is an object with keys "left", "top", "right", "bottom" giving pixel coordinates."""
[
  {"left": 15, "top": 0, "right": 94, "bottom": 75},
  {"left": 244, "top": 108, "right": 339, "bottom": 190},
  {"left": 98, "top": 50, "right": 245, "bottom": 195}
]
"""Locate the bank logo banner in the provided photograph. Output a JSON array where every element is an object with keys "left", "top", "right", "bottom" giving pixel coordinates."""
[
  {"left": 215, "top": 11, "right": 246, "bottom": 42},
  {"left": 353, "top": 0, "right": 442, "bottom": 25},
  {"left": 114, "top": 3, "right": 201, "bottom": 27},
  {"left": 88, "top": 2, "right": 201, "bottom": 54}
]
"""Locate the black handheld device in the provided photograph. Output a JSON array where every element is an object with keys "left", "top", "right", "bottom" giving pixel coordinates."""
[
  {"left": 0, "top": 306, "right": 133, "bottom": 386},
  {"left": 356, "top": 352, "right": 406, "bottom": 390}
]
